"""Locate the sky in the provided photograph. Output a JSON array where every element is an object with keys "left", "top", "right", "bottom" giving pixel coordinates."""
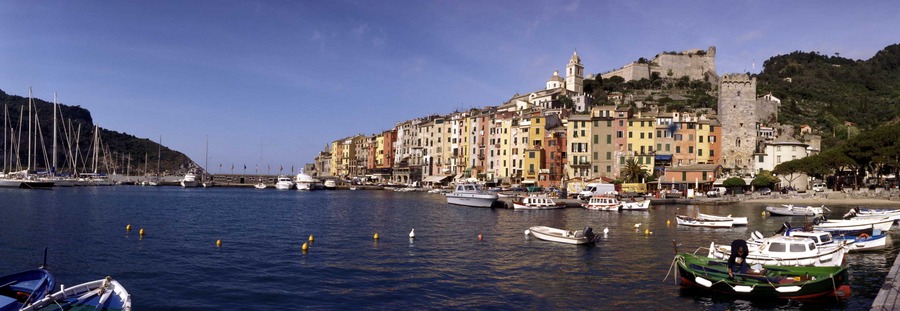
[{"left": 1, "top": 1, "right": 898, "bottom": 174}]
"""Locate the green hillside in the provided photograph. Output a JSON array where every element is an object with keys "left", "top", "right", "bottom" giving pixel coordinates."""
[
  {"left": 757, "top": 44, "right": 900, "bottom": 137},
  {"left": 0, "top": 89, "right": 195, "bottom": 175}
]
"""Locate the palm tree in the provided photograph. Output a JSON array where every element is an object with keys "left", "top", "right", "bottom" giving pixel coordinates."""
[{"left": 620, "top": 157, "right": 649, "bottom": 183}]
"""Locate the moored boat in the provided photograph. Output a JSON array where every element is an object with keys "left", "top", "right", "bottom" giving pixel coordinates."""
[
  {"left": 619, "top": 198, "right": 650, "bottom": 210},
  {"left": 708, "top": 235, "right": 848, "bottom": 267},
  {"left": 697, "top": 213, "right": 748, "bottom": 226},
  {"left": 445, "top": 183, "right": 498, "bottom": 208},
  {"left": 274, "top": 175, "right": 294, "bottom": 190},
  {"left": 766, "top": 204, "right": 826, "bottom": 216},
  {"left": 526, "top": 226, "right": 596, "bottom": 245},
  {"left": 675, "top": 215, "right": 733, "bottom": 228},
  {"left": 582, "top": 195, "right": 619, "bottom": 211},
  {"left": 675, "top": 252, "right": 851, "bottom": 300},
  {"left": 294, "top": 169, "right": 319, "bottom": 190},
  {"left": 512, "top": 195, "right": 567, "bottom": 210},
  {"left": 22, "top": 276, "right": 131, "bottom": 311},
  {"left": 180, "top": 171, "right": 200, "bottom": 188},
  {"left": 0, "top": 268, "right": 55, "bottom": 310}
]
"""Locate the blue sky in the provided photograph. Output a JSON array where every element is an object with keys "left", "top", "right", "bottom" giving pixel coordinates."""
[{"left": 1, "top": 1, "right": 897, "bottom": 173}]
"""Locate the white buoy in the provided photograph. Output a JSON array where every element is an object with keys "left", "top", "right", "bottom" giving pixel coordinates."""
[
  {"left": 634, "top": 223, "right": 641, "bottom": 228},
  {"left": 524, "top": 229, "right": 531, "bottom": 235},
  {"left": 603, "top": 227, "right": 609, "bottom": 234},
  {"left": 409, "top": 228, "right": 415, "bottom": 238}
]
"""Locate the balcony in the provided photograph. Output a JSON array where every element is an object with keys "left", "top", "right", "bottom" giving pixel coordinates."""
[{"left": 569, "top": 161, "right": 591, "bottom": 167}]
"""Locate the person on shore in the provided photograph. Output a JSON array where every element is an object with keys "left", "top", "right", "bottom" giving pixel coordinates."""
[{"left": 727, "top": 239, "right": 749, "bottom": 278}]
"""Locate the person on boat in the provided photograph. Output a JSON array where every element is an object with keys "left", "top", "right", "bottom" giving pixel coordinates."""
[{"left": 727, "top": 239, "right": 749, "bottom": 278}]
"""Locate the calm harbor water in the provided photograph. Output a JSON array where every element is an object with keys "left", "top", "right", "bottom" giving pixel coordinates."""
[{"left": 1, "top": 187, "right": 897, "bottom": 310}]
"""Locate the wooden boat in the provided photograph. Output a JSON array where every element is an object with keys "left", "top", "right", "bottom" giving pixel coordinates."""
[
  {"left": 698, "top": 213, "right": 748, "bottom": 226},
  {"left": 619, "top": 199, "right": 650, "bottom": 210},
  {"left": 0, "top": 268, "right": 55, "bottom": 310},
  {"left": 765, "top": 204, "right": 826, "bottom": 216},
  {"left": 526, "top": 226, "right": 596, "bottom": 245},
  {"left": 445, "top": 183, "right": 499, "bottom": 208},
  {"left": 675, "top": 215, "right": 733, "bottom": 228},
  {"left": 814, "top": 217, "right": 894, "bottom": 233},
  {"left": 22, "top": 276, "right": 131, "bottom": 311},
  {"left": 772, "top": 222, "right": 885, "bottom": 252},
  {"left": 675, "top": 252, "right": 851, "bottom": 300},
  {"left": 708, "top": 235, "right": 848, "bottom": 267},
  {"left": 582, "top": 195, "right": 619, "bottom": 211},
  {"left": 512, "top": 195, "right": 566, "bottom": 210}
]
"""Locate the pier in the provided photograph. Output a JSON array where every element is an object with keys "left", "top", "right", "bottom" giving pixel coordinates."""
[{"left": 871, "top": 254, "right": 900, "bottom": 310}]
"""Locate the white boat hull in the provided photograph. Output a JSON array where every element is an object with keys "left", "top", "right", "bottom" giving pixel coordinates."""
[
  {"left": 22, "top": 277, "right": 131, "bottom": 311},
  {"left": 620, "top": 199, "right": 650, "bottom": 210},
  {"left": 446, "top": 194, "right": 497, "bottom": 207},
  {"left": 181, "top": 180, "right": 200, "bottom": 188},
  {"left": 708, "top": 239, "right": 847, "bottom": 267},
  {"left": 527, "top": 226, "right": 593, "bottom": 244},
  {"left": 676, "top": 215, "right": 733, "bottom": 228},
  {"left": 697, "top": 213, "right": 748, "bottom": 226}
]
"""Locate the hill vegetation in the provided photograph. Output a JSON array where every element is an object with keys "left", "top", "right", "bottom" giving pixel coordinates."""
[{"left": 0, "top": 89, "right": 196, "bottom": 175}]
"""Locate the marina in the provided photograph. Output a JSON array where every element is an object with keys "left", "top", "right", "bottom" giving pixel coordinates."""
[{"left": 1, "top": 186, "right": 898, "bottom": 309}]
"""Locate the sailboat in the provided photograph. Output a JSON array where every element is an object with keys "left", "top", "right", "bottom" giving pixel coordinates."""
[
  {"left": 148, "top": 136, "right": 161, "bottom": 186},
  {"left": 202, "top": 135, "right": 214, "bottom": 188},
  {"left": 254, "top": 143, "right": 266, "bottom": 189}
]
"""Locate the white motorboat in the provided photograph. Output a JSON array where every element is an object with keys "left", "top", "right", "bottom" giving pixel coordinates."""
[
  {"left": 323, "top": 179, "right": 337, "bottom": 190},
  {"left": 445, "top": 183, "right": 498, "bottom": 208},
  {"left": 619, "top": 199, "right": 650, "bottom": 210},
  {"left": 675, "top": 215, "right": 733, "bottom": 228},
  {"left": 582, "top": 195, "right": 620, "bottom": 211},
  {"left": 22, "top": 276, "right": 131, "bottom": 311},
  {"left": 274, "top": 175, "right": 294, "bottom": 190},
  {"left": 697, "top": 213, "right": 748, "bottom": 226},
  {"left": 766, "top": 204, "right": 826, "bottom": 216},
  {"left": 294, "top": 169, "right": 319, "bottom": 190},
  {"left": 526, "top": 226, "right": 596, "bottom": 245},
  {"left": 512, "top": 195, "right": 567, "bottom": 210},
  {"left": 254, "top": 182, "right": 267, "bottom": 189},
  {"left": 180, "top": 172, "right": 200, "bottom": 188},
  {"left": 708, "top": 235, "right": 848, "bottom": 267}
]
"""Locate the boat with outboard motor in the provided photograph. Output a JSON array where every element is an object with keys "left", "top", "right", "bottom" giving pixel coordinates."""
[
  {"left": 675, "top": 215, "right": 734, "bottom": 228},
  {"left": 708, "top": 235, "right": 849, "bottom": 267},
  {"left": 445, "top": 183, "right": 499, "bottom": 208},
  {"left": 525, "top": 226, "right": 597, "bottom": 245},
  {"left": 765, "top": 204, "right": 827, "bottom": 216},
  {"left": 674, "top": 252, "right": 851, "bottom": 300}
]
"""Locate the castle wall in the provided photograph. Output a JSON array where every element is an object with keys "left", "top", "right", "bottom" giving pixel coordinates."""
[
  {"left": 651, "top": 47, "right": 716, "bottom": 81},
  {"left": 717, "top": 73, "right": 758, "bottom": 172},
  {"left": 601, "top": 62, "right": 650, "bottom": 81},
  {"left": 756, "top": 98, "right": 779, "bottom": 125}
]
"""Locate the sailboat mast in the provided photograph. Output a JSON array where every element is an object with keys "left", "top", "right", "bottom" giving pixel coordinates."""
[
  {"left": 27, "top": 87, "right": 32, "bottom": 171},
  {"left": 204, "top": 135, "right": 209, "bottom": 183},
  {"left": 157, "top": 135, "right": 161, "bottom": 178},
  {"left": 3, "top": 104, "right": 7, "bottom": 173},
  {"left": 52, "top": 93, "right": 58, "bottom": 175}
]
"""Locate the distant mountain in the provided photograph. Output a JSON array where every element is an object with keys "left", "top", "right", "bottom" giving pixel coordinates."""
[
  {"left": 0, "top": 89, "right": 196, "bottom": 175},
  {"left": 757, "top": 44, "right": 900, "bottom": 133}
]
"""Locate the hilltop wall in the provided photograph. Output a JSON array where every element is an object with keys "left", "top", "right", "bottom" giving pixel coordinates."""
[{"left": 601, "top": 46, "right": 717, "bottom": 83}]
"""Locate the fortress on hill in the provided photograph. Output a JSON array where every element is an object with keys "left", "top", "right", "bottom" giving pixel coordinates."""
[{"left": 600, "top": 46, "right": 718, "bottom": 83}]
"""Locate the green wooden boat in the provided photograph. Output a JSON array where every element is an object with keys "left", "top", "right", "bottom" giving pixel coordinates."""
[{"left": 675, "top": 253, "right": 851, "bottom": 300}]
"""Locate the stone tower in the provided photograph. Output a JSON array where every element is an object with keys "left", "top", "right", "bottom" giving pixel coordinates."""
[
  {"left": 566, "top": 50, "right": 584, "bottom": 94},
  {"left": 718, "top": 73, "right": 758, "bottom": 173}
]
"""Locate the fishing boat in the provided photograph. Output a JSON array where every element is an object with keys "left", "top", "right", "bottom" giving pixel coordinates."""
[
  {"left": 525, "top": 226, "right": 596, "bottom": 245},
  {"left": 0, "top": 268, "right": 56, "bottom": 310},
  {"left": 274, "top": 175, "right": 294, "bottom": 190},
  {"left": 675, "top": 215, "right": 733, "bottom": 228},
  {"left": 674, "top": 252, "right": 851, "bottom": 300},
  {"left": 619, "top": 198, "right": 650, "bottom": 210},
  {"left": 22, "top": 276, "right": 131, "bottom": 311},
  {"left": 765, "top": 204, "right": 826, "bottom": 216},
  {"left": 512, "top": 195, "right": 567, "bottom": 210},
  {"left": 697, "top": 213, "right": 748, "bottom": 226},
  {"left": 582, "top": 195, "right": 619, "bottom": 211},
  {"left": 708, "top": 235, "right": 848, "bottom": 267},
  {"left": 445, "top": 183, "right": 498, "bottom": 208}
]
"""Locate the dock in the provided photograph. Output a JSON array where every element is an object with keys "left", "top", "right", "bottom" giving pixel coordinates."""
[{"left": 871, "top": 253, "right": 900, "bottom": 310}]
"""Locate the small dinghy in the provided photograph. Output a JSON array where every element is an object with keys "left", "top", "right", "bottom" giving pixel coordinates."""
[
  {"left": 0, "top": 268, "right": 55, "bottom": 310},
  {"left": 22, "top": 276, "right": 131, "bottom": 311},
  {"left": 526, "top": 226, "right": 596, "bottom": 245}
]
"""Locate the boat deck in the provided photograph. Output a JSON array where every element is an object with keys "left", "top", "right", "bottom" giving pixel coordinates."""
[{"left": 872, "top": 252, "right": 900, "bottom": 310}]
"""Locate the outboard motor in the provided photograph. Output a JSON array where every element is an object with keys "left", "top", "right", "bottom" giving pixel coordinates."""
[
  {"left": 583, "top": 226, "right": 595, "bottom": 242},
  {"left": 750, "top": 231, "right": 765, "bottom": 243}
]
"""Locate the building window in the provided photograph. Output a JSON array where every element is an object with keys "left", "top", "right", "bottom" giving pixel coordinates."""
[
  {"left": 682, "top": 172, "right": 687, "bottom": 181},
  {"left": 676, "top": 146, "right": 681, "bottom": 153},
  {"left": 606, "top": 151, "right": 611, "bottom": 160},
  {"left": 710, "top": 150, "right": 715, "bottom": 157},
  {"left": 607, "top": 135, "right": 612, "bottom": 144},
  {"left": 759, "top": 155, "right": 765, "bottom": 162},
  {"left": 698, "top": 149, "right": 703, "bottom": 156},
  {"left": 688, "top": 146, "right": 694, "bottom": 154}
]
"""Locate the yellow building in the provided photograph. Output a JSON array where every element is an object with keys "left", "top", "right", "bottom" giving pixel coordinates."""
[
  {"left": 627, "top": 112, "right": 655, "bottom": 173},
  {"left": 566, "top": 114, "right": 591, "bottom": 179}
]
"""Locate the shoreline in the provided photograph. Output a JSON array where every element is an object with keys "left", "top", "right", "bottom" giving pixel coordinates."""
[{"left": 739, "top": 197, "right": 900, "bottom": 206}]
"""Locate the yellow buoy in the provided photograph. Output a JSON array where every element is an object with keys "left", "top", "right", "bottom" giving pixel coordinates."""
[
  {"left": 309, "top": 235, "right": 314, "bottom": 242},
  {"left": 666, "top": 219, "right": 671, "bottom": 226},
  {"left": 374, "top": 233, "right": 379, "bottom": 240},
  {"left": 762, "top": 211, "right": 767, "bottom": 216},
  {"left": 216, "top": 239, "right": 222, "bottom": 247},
  {"left": 644, "top": 228, "right": 649, "bottom": 235},
  {"left": 139, "top": 228, "right": 145, "bottom": 236},
  {"left": 126, "top": 224, "right": 131, "bottom": 231},
  {"left": 302, "top": 242, "right": 308, "bottom": 251}
]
